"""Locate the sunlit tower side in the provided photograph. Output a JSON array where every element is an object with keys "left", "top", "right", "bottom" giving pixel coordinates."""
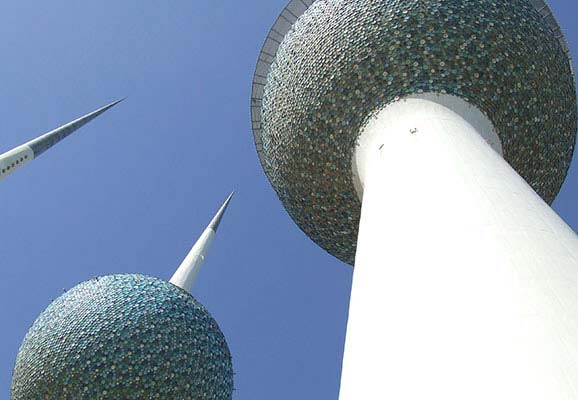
[
  {"left": 0, "top": 99, "right": 123, "bottom": 181},
  {"left": 252, "top": 0, "right": 577, "bottom": 398},
  {"left": 12, "top": 194, "right": 234, "bottom": 400}
]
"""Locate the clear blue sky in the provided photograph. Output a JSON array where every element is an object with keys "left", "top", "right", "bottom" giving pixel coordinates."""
[{"left": 0, "top": 1, "right": 576, "bottom": 398}]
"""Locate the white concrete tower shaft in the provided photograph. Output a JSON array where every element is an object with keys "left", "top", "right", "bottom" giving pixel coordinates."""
[
  {"left": 170, "top": 192, "right": 233, "bottom": 294},
  {"left": 340, "top": 95, "right": 578, "bottom": 399}
]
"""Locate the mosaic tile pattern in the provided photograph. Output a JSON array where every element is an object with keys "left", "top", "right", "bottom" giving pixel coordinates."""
[
  {"left": 11, "top": 274, "right": 233, "bottom": 400},
  {"left": 257, "top": 0, "right": 577, "bottom": 265}
]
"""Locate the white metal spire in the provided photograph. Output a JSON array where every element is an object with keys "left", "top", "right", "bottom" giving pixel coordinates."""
[
  {"left": 169, "top": 192, "right": 234, "bottom": 294},
  {"left": 0, "top": 99, "right": 123, "bottom": 181}
]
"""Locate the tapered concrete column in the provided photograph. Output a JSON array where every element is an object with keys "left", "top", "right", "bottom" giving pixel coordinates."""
[
  {"left": 340, "top": 95, "right": 578, "bottom": 399},
  {"left": 170, "top": 192, "right": 233, "bottom": 294}
]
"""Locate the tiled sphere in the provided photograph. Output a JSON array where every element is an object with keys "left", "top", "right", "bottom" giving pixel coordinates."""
[
  {"left": 257, "top": 0, "right": 577, "bottom": 265},
  {"left": 11, "top": 274, "right": 233, "bottom": 400}
]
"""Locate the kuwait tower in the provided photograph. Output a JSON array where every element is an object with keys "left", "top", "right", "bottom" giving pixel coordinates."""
[
  {"left": 11, "top": 194, "right": 234, "bottom": 399},
  {"left": 251, "top": 0, "right": 577, "bottom": 398}
]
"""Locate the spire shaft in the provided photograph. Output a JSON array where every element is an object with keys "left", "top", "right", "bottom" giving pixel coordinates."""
[
  {"left": 170, "top": 192, "right": 234, "bottom": 293},
  {"left": 0, "top": 99, "right": 123, "bottom": 181}
]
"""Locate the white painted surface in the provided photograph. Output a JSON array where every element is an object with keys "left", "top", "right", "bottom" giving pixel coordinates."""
[
  {"left": 169, "top": 193, "right": 233, "bottom": 294},
  {"left": 340, "top": 95, "right": 578, "bottom": 399},
  {"left": 170, "top": 228, "right": 216, "bottom": 294},
  {"left": 352, "top": 93, "right": 503, "bottom": 200},
  {"left": 0, "top": 145, "right": 34, "bottom": 181}
]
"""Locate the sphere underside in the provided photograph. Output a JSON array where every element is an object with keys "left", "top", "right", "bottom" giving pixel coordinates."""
[
  {"left": 11, "top": 274, "right": 233, "bottom": 400},
  {"left": 257, "top": 0, "right": 577, "bottom": 265}
]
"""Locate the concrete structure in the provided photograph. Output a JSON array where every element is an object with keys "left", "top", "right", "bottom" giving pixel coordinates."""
[
  {"left": 252, "top": 0, "right": 577, "bottom": 398},
  {"left": 0, "top": 99, "right": 122, "bottom": 181},
  {"left": 11, "top": 195, "right": 234, "bottom": 400}
]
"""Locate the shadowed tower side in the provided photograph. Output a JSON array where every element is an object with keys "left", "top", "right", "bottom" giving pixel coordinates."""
[
  {"left": 0, "top": 99, "right": 123, "bottom": 181},
  {"left": 252, "top": 0, "right": 577, "bottom": 398}
]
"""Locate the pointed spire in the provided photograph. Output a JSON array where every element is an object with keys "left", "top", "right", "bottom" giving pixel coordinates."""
[
  {"left": 26, "top": 98, "right": 124, "bottom": 157},
  {"left": 208, "top": 191, "right": 234, "bottom": 231},
  {"left": 0, "top": 99, "right": 123, "bottom": 181},
  {"left": 169, "top": 192, "right": 234, "bottom": 294}
]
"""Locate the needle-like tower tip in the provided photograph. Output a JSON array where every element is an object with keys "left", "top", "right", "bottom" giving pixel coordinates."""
[
  {"left": 26, "top": 99, "right": 124, "bottom": 157},
  {"left": 0, "top": 98, "right": 124, "bottom": 181},
  {"left": 169, "top": 192, "right": 235, "bottom": 294},
  {"left": 208, "top": 191, "right": 234, "bottom": 232}
]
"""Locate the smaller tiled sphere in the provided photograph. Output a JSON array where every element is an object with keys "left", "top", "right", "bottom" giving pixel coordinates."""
[{"left": 11, "top": 274, "right": 233, "bottom": 400}]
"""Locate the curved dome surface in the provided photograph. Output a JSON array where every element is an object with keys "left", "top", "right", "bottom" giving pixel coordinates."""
[
  {"left": 11, "top": 274, "right": 233, "bottom": 400},
  {"left": 253, "top": 0, "right": 577, "bottom": 265}
]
